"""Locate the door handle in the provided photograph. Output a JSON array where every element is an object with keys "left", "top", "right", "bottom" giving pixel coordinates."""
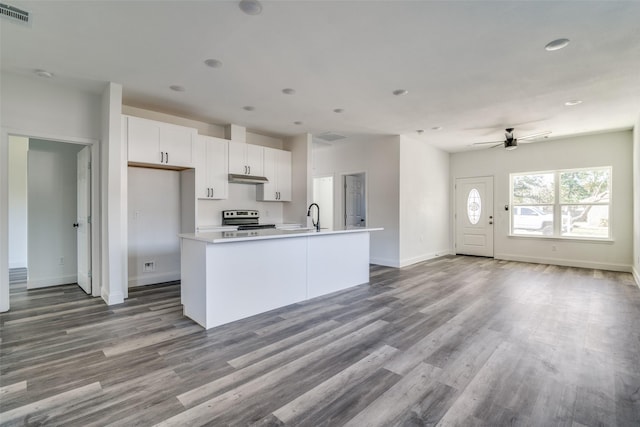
[{"left": 73, "top": 223, "right": 79, "bottom": 228}]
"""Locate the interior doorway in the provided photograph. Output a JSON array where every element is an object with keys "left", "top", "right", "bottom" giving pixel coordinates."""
[
  {"left": 344, "top": 172, "right": 366, "bottom": 228},
  {"left": 455, "top": 176, "right": 494, "bottom": 257},
  {"left": 8, "top": 135, "right": 93, "bottom": 295},
  {"left": 312, "top": 175, "right": 334, "bottom": 231}
]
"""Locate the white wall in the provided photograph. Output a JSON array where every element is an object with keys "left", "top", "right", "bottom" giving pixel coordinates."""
[
  {"left": 313, "top": 135, "right": 400, "bottom": 266},
  {"left": 284, "top": 133, "right": 313, "bottom": 226},
  {"left": 27, "top": 139, "right": 84, "bottom": 288},
  {"left": 1, "top": 71, "right": 105, "bottom": 312},
  {"left": 399, "top": 135, "right": 451, "bottom": 267},
  {"left": 8, "top": 136, "right": 28, "bottom": 269},
  {"left": 128, "top": 167, "right": 181, "bottom": 286},
  {"left": 451, "top": 130, "right": 634, "bottom": 271},
  {"left": 633, "top": 115, "right": 640, "bottom": 285}
]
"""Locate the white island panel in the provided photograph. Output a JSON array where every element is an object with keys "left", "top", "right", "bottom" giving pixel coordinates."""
[
  {"left": 307, "top": 232, "right": 370, "bottom": 298},
  {"left": 205, "top": 238, "right": 307, "bottom": 327},
  {"left": 179, "top": 227, "right": 382, "bottom": 329}
]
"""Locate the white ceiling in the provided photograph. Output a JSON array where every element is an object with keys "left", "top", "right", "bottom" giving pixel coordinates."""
[{"left": 2, "top": 1, "right": 639, "bottom": 152}]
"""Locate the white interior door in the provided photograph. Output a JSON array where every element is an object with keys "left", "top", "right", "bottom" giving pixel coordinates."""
[
  {"left": 76, "top": 146, "right": 91, "bottom": 294},
  {"left": 455, "top": 176, "right": 494, "bottom": 257},
  {"left": 345, "top": 174, "right": 366, "bottom": 228}
]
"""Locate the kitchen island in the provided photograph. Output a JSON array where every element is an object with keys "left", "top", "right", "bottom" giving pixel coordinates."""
[{"left": 178, "top": 227, "right": 382, "bottom": 329}]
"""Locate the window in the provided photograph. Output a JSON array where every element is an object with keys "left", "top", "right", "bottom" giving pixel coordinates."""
[
  {"left": 510, "top": 167, "right": 611, "bottom": 239},
  {"left": 467, "top": 188, "right": 481, "bottom": 225}
]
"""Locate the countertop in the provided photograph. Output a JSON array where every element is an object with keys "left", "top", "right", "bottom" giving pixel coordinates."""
[{"left": 178, "top": 227, "right": 383, "bottom": 244}]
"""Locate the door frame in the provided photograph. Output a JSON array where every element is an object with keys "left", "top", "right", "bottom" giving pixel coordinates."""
[
  {"left": 1, "top": 128, "right": 102, "bottom": 312},
  {"left": 312, "top": 174, "right": 335, "bottom": 231},
  {"left": 341, "top": 171, "right": 367, "bottom": 228},
  {"left": 454, "top": 175, "right": 495, "bottom": 257}
]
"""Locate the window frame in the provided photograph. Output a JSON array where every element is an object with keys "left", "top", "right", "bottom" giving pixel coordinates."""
[{"left": 509, "top": 166, "right": 612, "bottom": 241}]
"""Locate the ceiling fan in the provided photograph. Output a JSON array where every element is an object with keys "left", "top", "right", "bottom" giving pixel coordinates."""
[{"left": 473, "top": 128, "right": 551, "bottom": 150}]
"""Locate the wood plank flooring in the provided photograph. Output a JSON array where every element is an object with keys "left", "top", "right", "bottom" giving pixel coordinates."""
[{"left": 1, "top": 256, "right": 639, "bottom": 426}]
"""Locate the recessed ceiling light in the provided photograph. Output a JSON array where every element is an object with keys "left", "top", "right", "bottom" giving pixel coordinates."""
[
  {"left": 282, "top": 88, "right": 296, "bottom": 95},
  {"left": 294, "top": 121, "right": 303, "bottom": 125},
  {"left": 431, "top": 126, "right": 443, "bottom": 131},
  {"left": 333, "top": 108, "right": 344, "bottom": 113},
  {"left": 564, "top": 100, "right": 583, "bottom": 106},
  {"left": 545, "top": 38, "right": 570, "bottom": 51},
  {"left": 169, "top": 85, "right": 185, "bottom": 92},
  {"left": 34, "top": 69, "right": 53, "bottom": 78},
  {"left": 243, "top": 106, "right": 255, "bottom": 111},
  {"left": 239, "top": 0, "right": 262, "bottom": 15},
  {"left": 204, "top": 59, "right": 223, "bottom": 68},
  {"left": 393, "top": 89, "right": 409, "bottom": 96}
]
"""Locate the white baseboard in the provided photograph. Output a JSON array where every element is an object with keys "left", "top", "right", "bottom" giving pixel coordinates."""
[
  {"left": 494, "top": 253, "right": 632, "bottom": 273},
  {"left": 27, "top": 274, "right": 77, "bottom": 289},
  {"left": 101, "top": 287, "right": 124, "bottom": 305},
  {"left": 369, "top": 257, "right": 400, "bottom": 268},
  {"left": 9, "top": 261, "right": 26, "bottom": 269},
  {"left": 128, "top": 271, "right": 180, "bottom": 288},
  {"left": 633, "top": 266, "right": 640, "bottom": 289},
  {"left": 399, "top": 249, "right": 453, "bottom": 268}
]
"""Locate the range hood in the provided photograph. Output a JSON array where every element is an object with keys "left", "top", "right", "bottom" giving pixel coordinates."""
[{"left": 228, "top": 173, "right": 269, "bottom": 184}]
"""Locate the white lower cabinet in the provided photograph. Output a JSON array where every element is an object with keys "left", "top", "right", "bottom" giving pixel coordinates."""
[
  {"left": 196, "top": 135, "right": 228, "bottom": 200},
  {"left": 257, "top": 147, "right": 291, "bottom": 201}
]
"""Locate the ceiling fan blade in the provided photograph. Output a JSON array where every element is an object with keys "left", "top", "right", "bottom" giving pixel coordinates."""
[
  {"left": 472, "top": 140, "right": 503, "bottom": 146},
  {"left": 518, "top": 130, "right": 552, "bottom": 140}
]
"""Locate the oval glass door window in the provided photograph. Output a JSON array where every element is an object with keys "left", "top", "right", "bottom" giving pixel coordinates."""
[{"left": 467, "top": 188, "right": 481, "bottom": 224}]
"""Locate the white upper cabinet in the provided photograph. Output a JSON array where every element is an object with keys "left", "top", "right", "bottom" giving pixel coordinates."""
[
  {"left": 125, "top": 115, "right": 195, "bottom": 168},
  {"left": 228, "top": 141, "right": 263, "bottom": 176},
  {"left": 257, "top": 147, "right": 292, "bottom": 202},
  {"left": 195, "top": 135, "right": 229, "bottom": 200}
]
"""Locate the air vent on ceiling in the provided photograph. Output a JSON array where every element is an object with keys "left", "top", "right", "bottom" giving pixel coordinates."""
[
  {"left": 0, "top": 3, "right": 29, "bottom": 24},
  {"left": 316, "top": 132, "right": 347, "bottom": 142}
]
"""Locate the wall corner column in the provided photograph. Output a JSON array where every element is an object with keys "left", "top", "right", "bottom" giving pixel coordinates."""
[{"left": 100, "top": 82, "right": 125, "bottom": 305}]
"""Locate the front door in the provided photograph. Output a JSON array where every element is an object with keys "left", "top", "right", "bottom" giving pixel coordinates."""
[
  {"left": 76, "top": 146, "right": 91, "bottom": 294},
  {"left": 455, "top": 176, "right": 494, "bottom": 257}
]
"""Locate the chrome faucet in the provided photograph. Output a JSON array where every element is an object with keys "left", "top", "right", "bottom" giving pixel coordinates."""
[{"left": 307, "top": 203, "right": 320, "bottom": 232}]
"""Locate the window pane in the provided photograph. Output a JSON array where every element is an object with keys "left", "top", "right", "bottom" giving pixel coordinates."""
[
  {"left": 467, "top": 188, "right": 481, "bottom": 225},
  {"left": 512, "top": 205, "right": 554, "bottom": 236},
  {"left": 561, "top": 205, "right": 609, "bottom": 238},
  {"left": 512, "top": 173, "right": 554, "bottom": 204},
  {"left": 560, "top": 169, "right": 610, "bottom": 204}
]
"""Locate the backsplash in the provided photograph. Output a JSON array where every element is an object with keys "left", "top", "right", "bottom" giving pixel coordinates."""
[{"left": 197, "top": 183, "right": 284, "bottom": 227}]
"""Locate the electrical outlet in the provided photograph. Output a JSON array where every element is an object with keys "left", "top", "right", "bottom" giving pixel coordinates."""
[{"left": 143, "top": 261, "right": 155, "bottom": 272}]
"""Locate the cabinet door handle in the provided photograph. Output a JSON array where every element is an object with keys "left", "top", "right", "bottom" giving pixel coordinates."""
[
  {"left": 207, "top": 188, "right": 210, "bottom": 197},
  {"left": 210, "top": 187, "right": 213, "bottom": 197},
  {"left": 160, "top": 152, "right": 164, "bottom": 163},
  {"left": 165, "top": 152, "right": 169, "bottom": 164},
  {"left": 248, "top": 165, "right": 251, "bottom": 175}
]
